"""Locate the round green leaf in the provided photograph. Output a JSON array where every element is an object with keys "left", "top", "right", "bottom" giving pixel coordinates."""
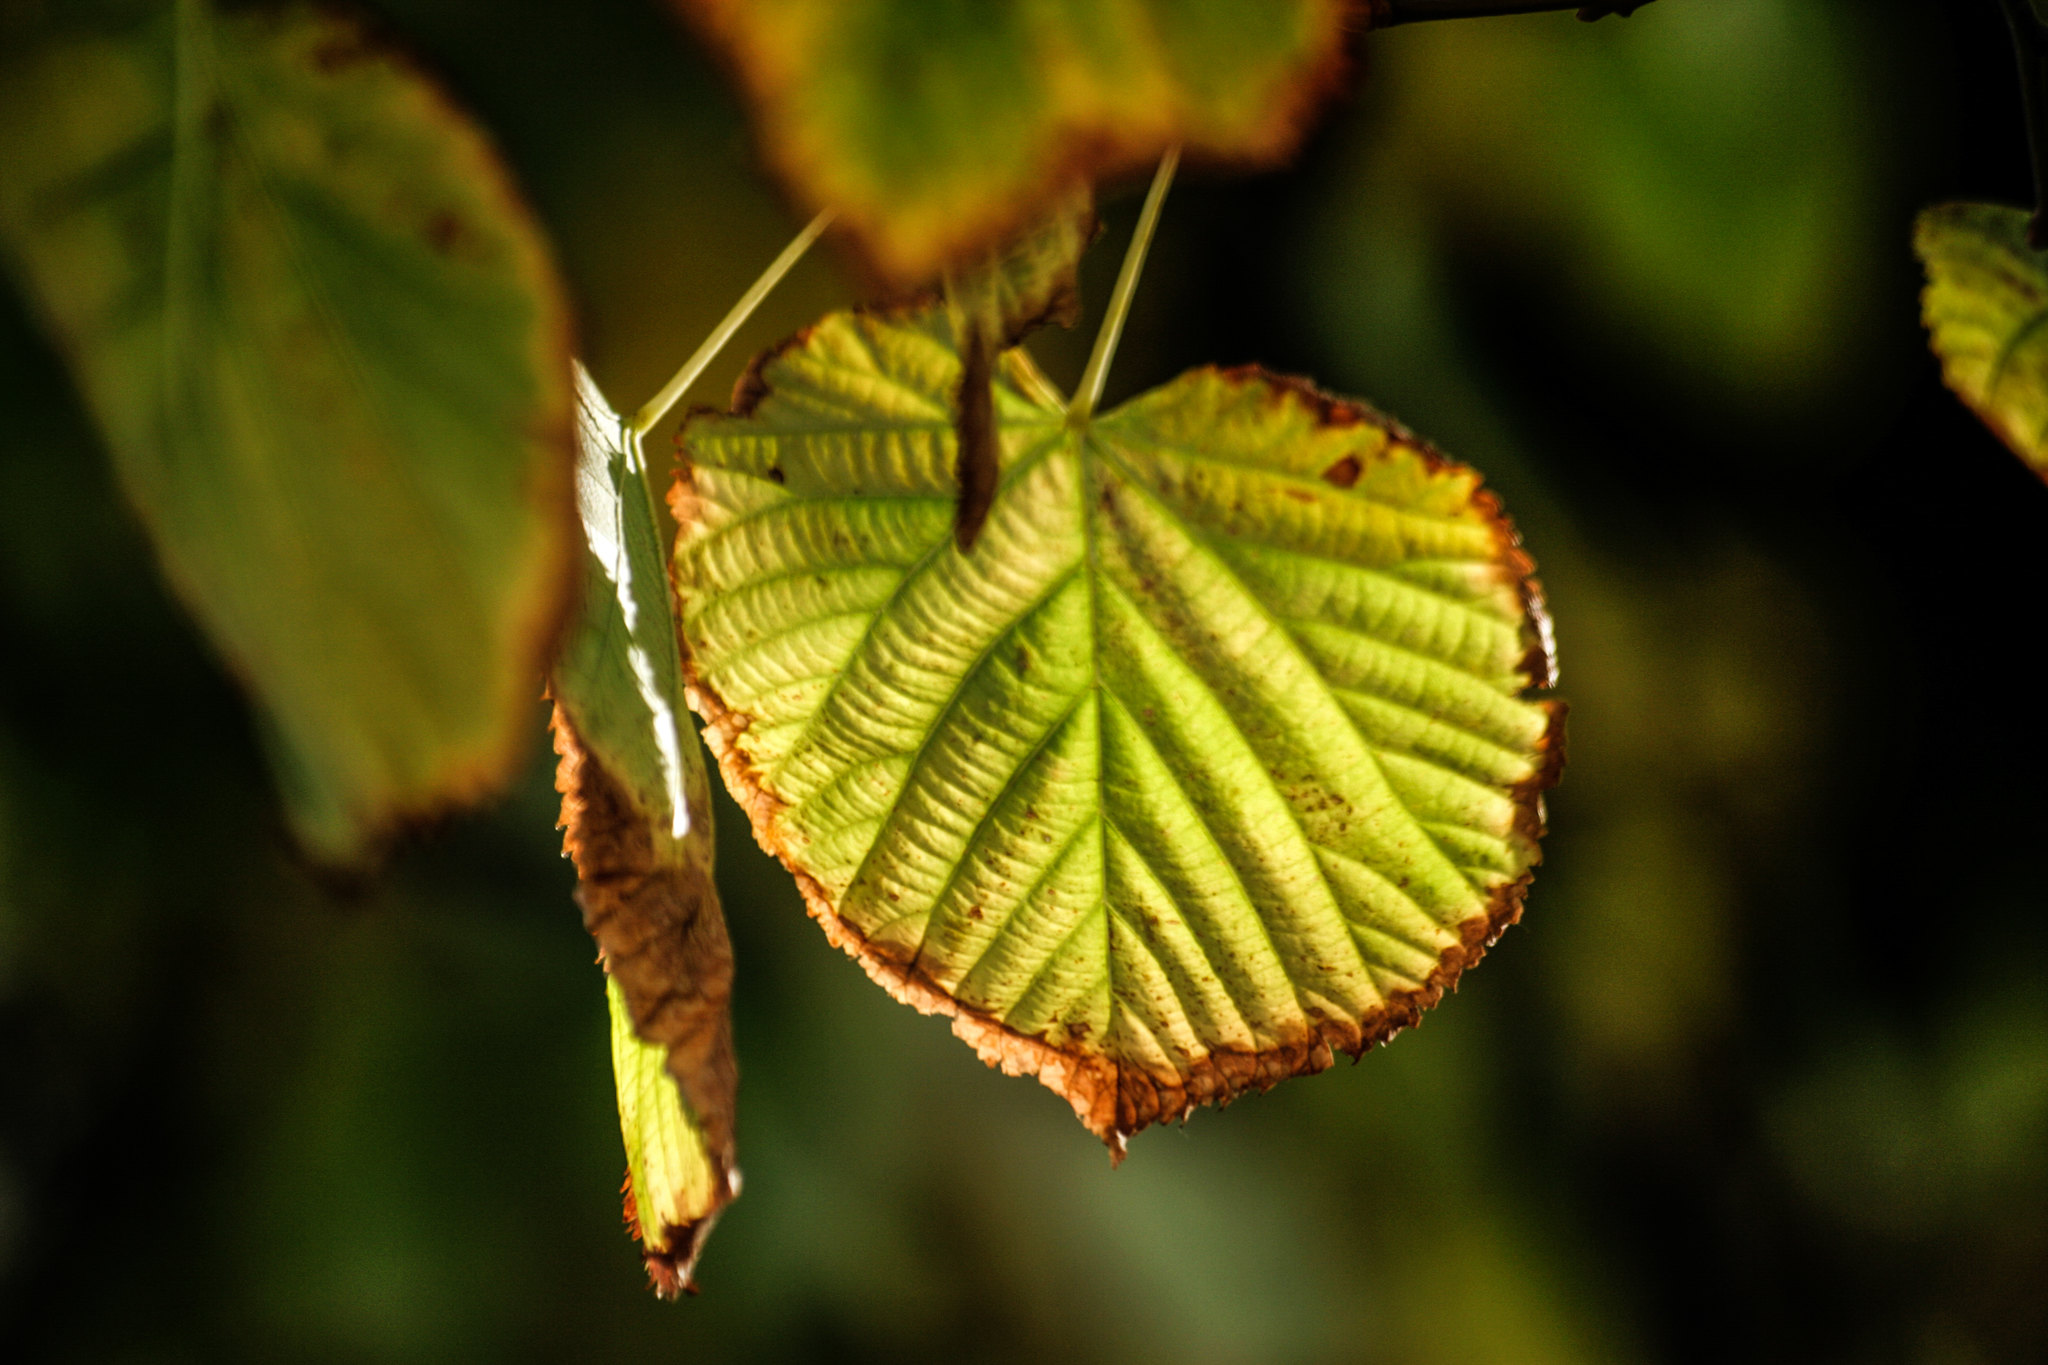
[
  {"left": 0, "top": 2, "right": 576, "bottom": 861},
  {"left": 674, "top": 309, "right": 1562, "bottom": 1149}
]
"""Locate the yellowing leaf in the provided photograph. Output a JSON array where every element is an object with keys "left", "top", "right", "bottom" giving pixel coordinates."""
[
  {"left": 671, "top": 0, "right": 1350, "bottom": 286},
  {"left": 553, "top": 369, "right": 736, "bottom": 1295},
  {"left": 0, "top": 2, "right": 575, "bottom": 861},
  {"left": 1916, "top": 202, "right": 2048, "bottom": 480},
  {"left": 673, "top": 309, "right": 1561, "bottom": 1152}
]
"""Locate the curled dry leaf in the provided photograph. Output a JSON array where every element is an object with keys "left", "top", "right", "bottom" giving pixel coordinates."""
[
  {"left": 671, "top": 0, "right": 1350, "bottom": 287},
  {"left": 946, "top": 191, "right": 1098, "bottom": 550},
  {"left": 1916, "top": 202, "right": 2048, "bottom": 482},
  {"left": 0, "top": 1, "right": 577, "bottom": 862},
  {"left": 553, "top": 368, "right": 735, "bottom": 1294},
  {"left": 554, "top": 717, "right": 735, "bottom": 1295},
  {"left": 672, "top": 308, "right": 1562, "bottom": 1155}
]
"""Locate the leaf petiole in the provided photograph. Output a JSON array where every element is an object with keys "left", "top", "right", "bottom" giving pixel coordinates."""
[
  {"left": 1069, "top": 146, "right": 1178, "bottom": 427},
  {"left": 628, "top": 209, "right": 833, "bottom": 441}
]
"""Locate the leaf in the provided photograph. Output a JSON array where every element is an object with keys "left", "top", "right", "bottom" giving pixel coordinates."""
[
  {"left": 672, "top": 308, "right": 1562, "bottom": 1152},
  {"left": 1916, "top": 202, "right": 2048, "bottom": 482},
  {"left": 606, "top": 973, "right": 727, "bottom": 1298},
  {"left": 552, "top": 368, "right": 736, "bottom": 1295},
  {"left": 945, "top": 191, "right": 1097, "bottom": 550},
  {"left": 0, "top": 1, "right": 576, "bottom": 862},
  {"left": 671, "top": 0, "right": 1350, "bottom": 287}
]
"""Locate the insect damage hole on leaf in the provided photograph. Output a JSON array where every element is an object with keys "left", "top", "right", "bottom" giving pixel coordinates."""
[{"left": 671, "top": 201, "right": 1564, "bottom": 1159}]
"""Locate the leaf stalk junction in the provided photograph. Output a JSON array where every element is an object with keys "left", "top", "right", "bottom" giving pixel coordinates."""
[
  {"left": 630, "top": 209, "right": 835, "bottom": 441},
  {"left": 1070, "top": 147, "right": 1180, "bottom": 428},
  {"left": 623, "top": 208, "right": 832, "bottom": 527}
]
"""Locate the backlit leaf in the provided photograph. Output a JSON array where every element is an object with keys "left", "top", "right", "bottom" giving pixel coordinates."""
[
  {"left": 553, "top": 368, "right": 735, "bottom": 1295},
  {"left": 0, "top": 1, "right": 576, "bottom": 861},
  {"left": 1916, "top": 202, "right": 2048, "bottom": 482},
  {"left": 671, "top": 0, "right": 1350, "bottom": 286},
  {"left": 673, "top": 308, "right": 1562, "bottom": 1151}
]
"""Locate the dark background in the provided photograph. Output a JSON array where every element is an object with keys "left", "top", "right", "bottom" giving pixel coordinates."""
[{"left": 5, "top": 1, "right": 2047, "bottom": 1361}]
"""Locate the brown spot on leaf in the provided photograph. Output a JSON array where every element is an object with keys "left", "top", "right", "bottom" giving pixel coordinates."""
[{"left": 1321, "top": 454, "right": 1362, "bottom": 488}]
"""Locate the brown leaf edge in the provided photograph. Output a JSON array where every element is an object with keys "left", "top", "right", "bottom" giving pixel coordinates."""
[
  {"left": 670, "top": 358, "right": 1563, "bottom": 1160},
  {"left": 665, "top": 0, "right": 1356, "bottom": 290},
  {"left": 138, "top": 7, "right": 582, "bottom": 867},
  {"left": 551, "top": 709, "right": 738, "bottom": 1296}
]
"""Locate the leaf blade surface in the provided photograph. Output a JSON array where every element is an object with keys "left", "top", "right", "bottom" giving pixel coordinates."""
[{"left": 675, "top": 310, "right": 1561, "bottom": 1148}]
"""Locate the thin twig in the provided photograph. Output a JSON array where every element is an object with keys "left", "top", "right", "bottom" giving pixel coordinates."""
[{"left": 1368, "top": 0, "right": 1655, "bottom": 25}]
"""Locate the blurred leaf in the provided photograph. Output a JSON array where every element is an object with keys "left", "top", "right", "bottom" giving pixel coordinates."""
[
  {"left": 673, "top": 306, "right": 1560, "bottom": 1151},
  {"left": 551, "top": 368, "right": 735, "bottom": 1294},
  {"left": 1364, "top": 0, "right": 1871, "bottom": 406},
  {"left": 671, "top": 0, "right": 1349, "bottom": 286},
  {"left": 945, "top": 190, "right": 1096, "bottom": 549},
  {"left": 1771, "top": 983, "right": 2048, "bottom": 1239},
  {"left": 0, "top": 0, "right": 576, "bottom": 862},
  {"left": 1916, "top": 202, "right": 2048, "bottom": 481}
]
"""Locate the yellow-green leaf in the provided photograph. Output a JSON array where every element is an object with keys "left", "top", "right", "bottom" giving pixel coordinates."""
[
  {"left": 552, "top": 368, "right": 735, "bottom": 1295},
  {"left": 671, "top": 0, "right": 1350, "bottom": 286},
  {"left": 0, "top": 1, "right": 575, "bottom": 861},
  {"left": 673, "top": 308, "right": 1562, "bottom": 1153},
  {"left": 1916, "top": 202, "right": 2048, "bottom": 480}
]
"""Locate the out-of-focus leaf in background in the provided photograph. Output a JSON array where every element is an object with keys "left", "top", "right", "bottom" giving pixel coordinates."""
[
  {"left": 1342, "top": 0, "right": 1876, "bottom": 412},
  {"left": 1916, "top": 201, "right": 2048, "bottom": 481},
  {"left": 0, "top": 0, "right": 576, "bottom": 861},
  {"left": 671, "top": 0, "right": 1351, "bottom": 286}
]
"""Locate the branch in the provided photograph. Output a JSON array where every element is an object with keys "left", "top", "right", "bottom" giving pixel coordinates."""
[
  {"left": 2000, "top": 0, "right": 2048, "bottom": 249},
  {"left": 1367, "top": 0, "right": 1656, "bottom": 25}
]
